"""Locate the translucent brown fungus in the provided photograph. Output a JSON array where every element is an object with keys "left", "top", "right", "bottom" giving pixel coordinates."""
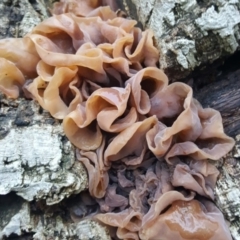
[
  {"left": 0, "top": 0, "right": 235, "bottom": 239},
  {"left": 139, "top": 199, "right": 232, "bottom": 240}
]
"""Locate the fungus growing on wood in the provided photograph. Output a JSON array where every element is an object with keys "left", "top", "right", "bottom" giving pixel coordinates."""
[{"left": 0, "top": 0, "right": 235, "bottom": 239}]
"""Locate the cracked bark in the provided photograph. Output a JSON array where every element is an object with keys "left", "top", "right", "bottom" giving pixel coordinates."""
[
  {"left": 117, "top": 0, "right": 240, "bottom": 81},
  {"left": 0, "top": 0, "right": 240, "bottom": 240},
  {"left": 0, "top": 1, "right": 110, "bottom": 239}
]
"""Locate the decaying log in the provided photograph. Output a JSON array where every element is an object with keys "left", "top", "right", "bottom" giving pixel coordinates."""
[
  {"left": 213, "top": 136, "right": 240, "bottom": 240},
  {"left": 0, "top": 194, "right": 110, "bottom": 239},
  {"left": 191, "top": 61, "right": 240, "bottom": 240},
  {"left": 0, "top": 93, "right": 110, "bottom": 238},
  {"left": 0, "top": 94, "right": 88, "bottom": 205},
  {"left": 0, "top": 0, "right": 240, "bottom": 240},
  {"left": 117, "top": 0, "right": 240, "bottom": 81},
  {"left": 0, "top": 95, "right": 112, "bottom": 239},
  {"left": 0, "top": 1, "right": 108, "bottom": 239},
  {"left": 194, "top": 68, "right": 240, "bottom": 137},
  {"left": 193, "top": 68, "right": 240, "bottom": 240}
]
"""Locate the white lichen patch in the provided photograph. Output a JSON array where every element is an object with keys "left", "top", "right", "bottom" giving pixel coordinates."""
[
  {"left": 214, "top": 135, "right": 240, "bottom": 240},
  {"left": 148, "top": 0, "right": 176, "bottom": 36},
  {"left": 216, "top": 177, "right": 240, "bottom": 222},
  {"left": 0, "top": 97, "right": 87, "bottom": 205},
  {"left": 216, "top": 176, "right": 240, "bottom": 240},
  {"left": 131, "top": 0, "right": 199, "bottom": 71},
  {"left": 233, "top": 134, "right": 240, "bottom": 158},
  {"left": 195, "top": 4, "right": 240, "bottom": 53},
  {"left": 18, "top": 0, "right": 51, "bottom": 36},
  {"left": 0, "top": 125, "right": 62, "bottom": 170},
  {"left": 173, "top": 39, "right": 197, "bottom": 69},
  {"left": 0, "top": 200, "right": 111, "bottom": 240},
  {"left": 132, "top": 0, "right": 156, "bottom": 26},
  {"left": 126, "top": 0, "right": 240, "bottom": 79},
  {"left": 0, "top": 202, "right": 31, "bottom": 238}
]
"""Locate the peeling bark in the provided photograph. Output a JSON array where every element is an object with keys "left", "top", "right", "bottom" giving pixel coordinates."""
[
  {"left": 117, "top": 0, "right": 240, "bottom": 81},
  {"left": 0, "top": 94, "right": 111, "bottom": 239},
  {"left": 0, "top": 94, "right": 88, "bottom": 205}
]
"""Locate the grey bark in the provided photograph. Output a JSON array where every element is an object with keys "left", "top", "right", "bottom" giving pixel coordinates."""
[
  {"left": 0, "top": 194, "right": 110, "bottom": 240},
  {"left": 214, "top": 139, "right": 240, "bottom": 240},
  {"left": 117, "top": 1, "right": 240, "bottom": 236},
  {"left": 0, "top": 94, "right": 88, "bottom": 205},
  {"left": 0, "top": 95, "right": 111, "bottom": 239},
  {"left": 0, "top": 0, "right": 54, "bottom": 39},
  {"left": 117, "top": 0, "right": 240, "bottom": 81},
  {"left": 0, "top": 1, "right": 110, "bottom": 239},
  {"left": 0, "top": 0, "right": 240, "bottom": 240}
]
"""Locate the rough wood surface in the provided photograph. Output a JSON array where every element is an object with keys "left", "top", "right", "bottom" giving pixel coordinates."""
[
  {"left": 193, "top": 68, "right": 240, "bottom": 240},
  {"left": 0, "top": 0, "right": 240, "bottom": 240},
  {"left": 214, "top": 137, "right": 240, "bottom": 240},
  {"left": 194, "top": 68, "right": 240, "bottom": 137},
  {"left": 117, "top": 0, "right": 240, "bottom": 81},
  {"left": 0, "top": 194, "right": 110, "bottom": 240},
  {"left": 0, "top": 2, "right": 108, "bottom": 239},
  {"left": 0, "top": 95, "right": 112, "bottom": 239},
  {"left": 0, "top": 0, "right": 55, "bottom": 39},
  {"left": 0, "top": 94, "right": 88, "bottom": 205}
]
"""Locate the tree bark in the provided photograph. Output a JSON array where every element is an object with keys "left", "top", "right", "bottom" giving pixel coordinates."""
[
  {"left": 192, "top": 69, "right": 240, "bottom": 240},
  {"left": 0, "top": 94, "right": 88, "bottom": 205},
  {"left": 194, "top": 68, "right": 240, "bottom": 240},
  {"left": 0, "top": 0, "right": 240, "bottom": 240},
  {"left": 194, "top": 69, "right": 240, "bottom": 137},
  {"left": 0, "top": 0, "right": 52, "bottom": 39},
  {"left": 117, "top": 1, "right": 240, "bottom": 235},
  {"left": 0, "top": 1, "right": 110, "bottom": 239},
  {"left": 117, "top": 0, "right": 240, "bottom": 81},
  {"left": 0, "top": 193, "right": 110, "bottom": 240}
]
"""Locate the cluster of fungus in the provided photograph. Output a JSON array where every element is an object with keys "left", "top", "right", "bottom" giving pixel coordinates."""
[{"left": 0, "top": 0, "right": 235, "bottom": 239}]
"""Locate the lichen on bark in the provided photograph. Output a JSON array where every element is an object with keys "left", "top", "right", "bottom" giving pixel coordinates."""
[
  {"left": 118, "top": 0, "right": 240, "bottom": 80},
  {"left": 0, "top": 94, "right": 88, "bottom": 205}
]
